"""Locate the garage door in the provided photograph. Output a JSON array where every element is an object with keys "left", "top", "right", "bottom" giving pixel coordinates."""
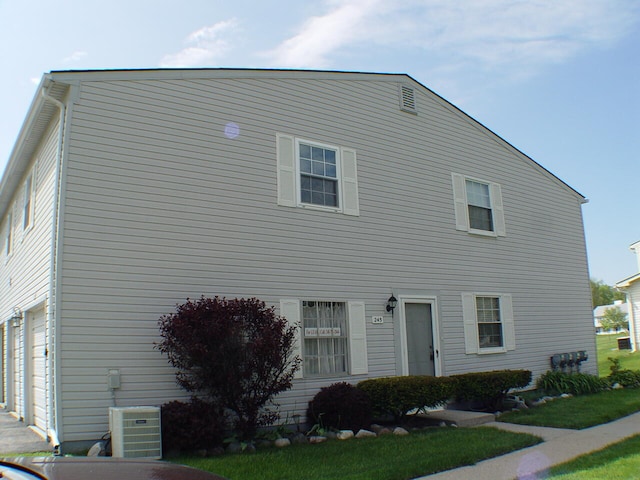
[{"left": 30, "top": 308, "right": 47, "bottom": 433}]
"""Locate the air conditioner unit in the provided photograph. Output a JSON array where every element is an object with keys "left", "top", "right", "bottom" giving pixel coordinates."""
[{"left": 109, "top": 406, "right": 162, "bottom": 459}]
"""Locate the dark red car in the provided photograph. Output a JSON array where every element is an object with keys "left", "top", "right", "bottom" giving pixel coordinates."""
[{"left": 0, "top": 457, "right": 227, "bottom": 480}]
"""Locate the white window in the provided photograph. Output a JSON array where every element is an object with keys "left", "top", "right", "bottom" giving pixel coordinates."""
[
  {"left": 452, "top": 173, "right": 505, "bottom": 236},
  {"left": 276, "top": 134, "right": 359, "bottom": 216},
  {"left": 5, "top": 211, "right": 13, "bottom": 256},
  {"left": 462, "top": 293, "right": 515, "bottom": 354},
  {"left": 279, "top": 299, "right": 367, "bottom": 378},
  {"left": 302, "top": 301, "right": 348, "bottom": 375},
  {"left": 23, "top": 173, "right": 35, "bottom": 230}
]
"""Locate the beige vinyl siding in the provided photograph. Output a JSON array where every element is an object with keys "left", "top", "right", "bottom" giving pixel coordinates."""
[
  {"left": 54, "top": 72, "right": 593, "bottom": 440},
  {"left": 0, "top": 116, "right": 58, "bottom": 422}
]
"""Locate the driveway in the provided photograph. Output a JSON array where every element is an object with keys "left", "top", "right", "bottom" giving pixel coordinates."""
[{"left": 0, "top": 409, "right": 52, "bottom": 455}]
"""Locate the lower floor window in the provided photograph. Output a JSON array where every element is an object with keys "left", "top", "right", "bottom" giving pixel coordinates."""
[
  {"left": 476, "top": 296, "right": 503, "bottom": 348},
  {"left": 302, "top": 301, "right": 348, "bottom": 375}
]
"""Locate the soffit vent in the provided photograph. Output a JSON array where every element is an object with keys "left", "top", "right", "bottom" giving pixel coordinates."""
[{"left": 399, "top": 84, "right": 417, "bottom": 114}]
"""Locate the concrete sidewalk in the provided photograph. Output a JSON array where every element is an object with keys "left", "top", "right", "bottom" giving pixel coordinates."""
[
  {"left": 419, "top": 411, "right": 640, "bottom": 479},
  {"left": 0, "top": 409, "right": 52, "bottom": 455}
]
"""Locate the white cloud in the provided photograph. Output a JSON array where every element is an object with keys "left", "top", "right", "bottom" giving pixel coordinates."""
[
  {"left": 160, "top": 19, "right": 240, "bottom": 67},
  {"left": 265, "top": 0, "right": 638, "bottom": 77},
  {"left": 63, "top": 51, "right": 88, "bottom": 63},
  {"left": 265, "top": 0, "right": 387, "bottom": 68}
]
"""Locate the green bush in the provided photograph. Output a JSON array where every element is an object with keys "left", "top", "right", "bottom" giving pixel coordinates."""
[
  {"left": 357, "top": 376, "right": 455, "bottom": 422},
  {"left": 307, "top": 382, "right": 373, "bottom": 432},
  {"left": 451, "top": 370, "right": 532, "bottom": 410},
  {"left": 537, "top": 370, "right": 609, "bottom": 396},
  {"left": 607, "top": 357, "right": 640, "bottom": 388}
]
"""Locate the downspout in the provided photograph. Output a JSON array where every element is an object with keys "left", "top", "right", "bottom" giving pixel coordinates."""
[{"left": 40, "top": 78, "right": 66, "bottom": 455}]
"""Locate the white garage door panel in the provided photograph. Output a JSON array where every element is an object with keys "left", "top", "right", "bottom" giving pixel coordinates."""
[{"left": 30, "top": 308, "right": 47, "bottom": 433}]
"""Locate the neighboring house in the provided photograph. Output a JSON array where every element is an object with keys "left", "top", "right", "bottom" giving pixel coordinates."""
[
  {"left": 0, "top": 69, "right": 596, "bottom": 452},
  {"left": 616, "top": 240, "right": 640, "bottom": 351},
  {"left": 594, "top": 301, "right": 629, "bottom": 334}
]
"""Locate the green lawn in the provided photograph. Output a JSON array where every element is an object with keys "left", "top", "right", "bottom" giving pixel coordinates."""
[
  {"left": 499, "top": 387, "right": 640, "bottom": 429},
  {"left": 597, "top": 334, "right": 640, "bottom": 376},
  {"left": 548, "top": 434, "right": 640, "bottom": 479},
  {"left": 175, "top": 427, "right": 541, "bottom": 480}
]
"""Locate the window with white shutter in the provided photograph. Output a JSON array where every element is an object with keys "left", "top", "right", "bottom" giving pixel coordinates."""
[
  {"left": 277, "top": 134, "right": 359, "bottom": 216},
  {"left": 462, "top": 293, "right": 515, "bottom": 354},
  {"left": 452, "top": 173, "right": 505, "bottom": 236}
]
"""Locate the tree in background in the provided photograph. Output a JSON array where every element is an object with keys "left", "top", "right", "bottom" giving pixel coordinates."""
[
  {"left": 591, "top": 278, "right": 625, "bottom": 309},
  {"left": 600, "top": 306, "right": 629, "bottom": 333},
  {"left": 157, "top": 296, "right": 301, "bottom": 440}
]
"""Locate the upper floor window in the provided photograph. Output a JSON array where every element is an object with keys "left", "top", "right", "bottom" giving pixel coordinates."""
[
  {"left": 299, "top": 143, "right": 338, "bottom": 208},
  {"left": 452, "top": 173, "right": 505, "bottom": 237},
  {"left": 5, "top": 212, "right": 13, "bottom": 256},
  {"left": 277, "top": 134, "right": 359, "bottom": 216},
  {"left": 23, "top": 173, "right": 35, "bottom": 230},
  {"left": 462, "top": 293, "right": 515, "bottom": 354}
]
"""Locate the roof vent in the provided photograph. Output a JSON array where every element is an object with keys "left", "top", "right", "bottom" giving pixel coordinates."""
[{"left": 399, "top": 85, "right": 417, "bottom": 114}]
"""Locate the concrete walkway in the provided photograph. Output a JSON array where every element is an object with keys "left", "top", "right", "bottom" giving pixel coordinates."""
[
  {"left": 418, "top": 411, "right": 640, "bottom": 479},
  {"left": 0, "top": 409, "right": 51, "bottom": 455}
]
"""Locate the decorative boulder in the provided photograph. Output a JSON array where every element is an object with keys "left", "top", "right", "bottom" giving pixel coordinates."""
[
  {"left": 274, "top": 438, "right": 291, "bottom": 448},
  {"left": 308, "top": 436, "right": 328, "bottom": 444},
  {"left": 337, "top": 430, "right": 355, "bottom": 440},
  {"left": 355, "top": 429, "right": 377, "bottom": 439},
  {"left": 393, "top": 427, "right": 409, "bottom": 436}
]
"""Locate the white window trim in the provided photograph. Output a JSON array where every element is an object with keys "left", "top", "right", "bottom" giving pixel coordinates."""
[
  {"left": 452, "top": 173, "right": 506, "bottom": 237},
  {"left": 4, "top": 209, "right": 13, "bottom": 258},
  {"left": 280, "top": 299, "right": 368, "bottom": 379},
  {"left": 277, "top": 133, "right": 359, "bottom": 216},
  {"left": 22, "top": 170, "right": 36, "bottom": 233},
  {"left": 295, "top": 138, "right": 343, "bottom": 213},
  {"left": 462, "top": 293, "right": 515, "bottom": 355}
]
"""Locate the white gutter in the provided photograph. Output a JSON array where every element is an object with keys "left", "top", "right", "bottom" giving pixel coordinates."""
[{"left": 40, "top": 78, "right": 66, "bottom": 455}]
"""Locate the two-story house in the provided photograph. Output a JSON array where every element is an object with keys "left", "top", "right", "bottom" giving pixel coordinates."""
[{"left": 0, "top": 68, "right": 595, "bottom": 452}]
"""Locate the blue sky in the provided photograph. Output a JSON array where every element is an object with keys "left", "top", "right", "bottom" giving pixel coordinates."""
[{"left": 1, "top": 0, "right": 638, "bottom": 285}]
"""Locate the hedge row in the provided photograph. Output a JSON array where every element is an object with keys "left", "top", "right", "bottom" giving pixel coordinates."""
[{"left": 357, "top": 369, "right": 531, "bottom": 420}]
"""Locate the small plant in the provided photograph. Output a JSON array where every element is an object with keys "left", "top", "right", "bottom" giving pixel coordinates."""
[
  {"left": 537, "top": 370, "right": 608, "bottom": 396},
  {"left": 307, "top": 382, "right": 373, "bottom": 432},
  {"left": 607, "top": 357, "right": 640, "bottom": 388}
]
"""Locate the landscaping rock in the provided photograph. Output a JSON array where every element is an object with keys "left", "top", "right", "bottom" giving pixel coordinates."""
[
  {"left": 226, "top": 442, "right": 244, "bottom": 454},
  {"left": 325, "top": 431, "right": 338, "bottom": 440},
  {"left": 370, "top": 424, "right": 385, "bottom": 434},
  {"left": 377, "top": 427, "right": 393, "bottom": 436},
  {"left": 393, "top": 427, "right": 409, "bottom": 436},
  {"left": 291, "top": 433, "right": 308, "bottom": 444},
  {"left": 274, "top": 437, "right": 291, "bottom": 448},
  {"left": 308, "top": 436, "right": 328, "bottom": 444},
  {"left": 355, "top": 429, "right": 376, "bottom": 439},
  {"left": 337, "top": 430, "right": 355, "bottom": 440}
]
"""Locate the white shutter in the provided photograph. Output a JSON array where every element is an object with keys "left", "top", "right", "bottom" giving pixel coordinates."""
[
  {"left": 462, "top": 293, "right": 478, "bottom": 354},
  {"left": 501, "top": 294, "right": 516, "bottom": 351},
  {"left": 451, "top": 173, "right": 469, "bottom": 231},
  {"left": 276, "top": 134, "right": 297, "bottom": 208},
  {"left": 341, "top": 148, "right": 360, "bottom": 216},
  {"left": 490, "top": 182, "right": 506, "bottom": 237},
  {"left": 280, "top": 299, "right": 303, "bottom": 378},
  {"left": 348, "top": 301, "right": 368, "bottom": 375}
]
